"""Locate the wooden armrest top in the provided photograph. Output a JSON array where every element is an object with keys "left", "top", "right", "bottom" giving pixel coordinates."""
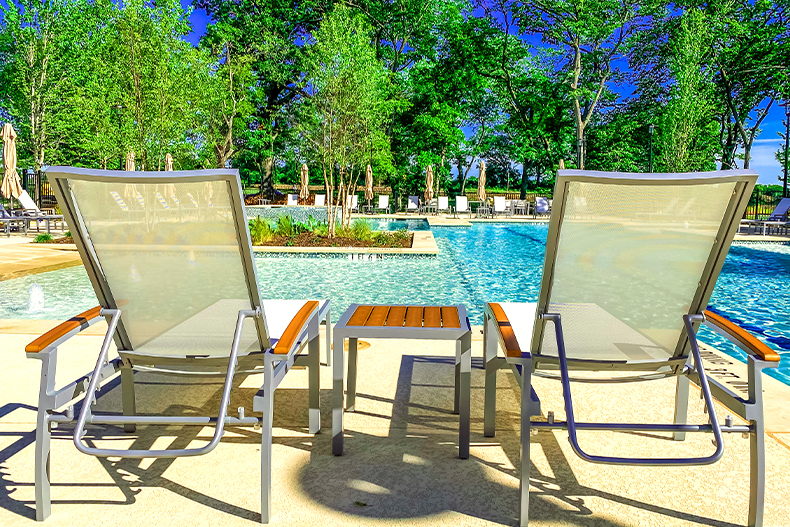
[
  {"left": 26, "top": 306, "right": 103, "bottom": 353},
  {"left": 703, "top": 310, "right": 780, "bottom": 362},
  {"left": 273, "top": 301, "right": 319, "bottom": 354},
  {"left": 487, "top": 303, "right": 522, "bottom": 358}
]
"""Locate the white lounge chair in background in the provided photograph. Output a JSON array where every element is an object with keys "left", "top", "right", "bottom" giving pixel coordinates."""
[
  {"left": 483, "top": 169, "right": 776, "bottom": 527},
  {"left": 287, "top": 193, "right": 298, "bottom": 206},
  {"left": 534, "top": 196, "right": 550, "bottom": 217},
  {"left": 453, "top": 195, "right": 470, "bottom": 218},
  {"left": 314, "top": 194, "right": 326, "bottom": 207},
  {"left": 407, "top": 195, "right": 419, "bottom": 213},
  {"left": 15, "top": 189, "right": 64, "bottom": 233},
  {"left": 493, "top": 196, "right": 511, "bottom": 217},
  {"left": 346, "top": 194, "right": 359, "bottom": 212},
  {"left": 437, "top": 196, "right": 450, "bottom": 215},
  {"left": 376, "top": 194, "right": 390, "bottom": 213},
  {"left": 512, "top": 199, "right": 528, "bottom": 216},
  {"left": 31, "top": 166, "right": 328, "bottom": 523}
]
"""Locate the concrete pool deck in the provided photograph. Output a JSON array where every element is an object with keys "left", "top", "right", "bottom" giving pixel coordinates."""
[{"left": 1, "top": 320, "right": 789, "bottom": 526}]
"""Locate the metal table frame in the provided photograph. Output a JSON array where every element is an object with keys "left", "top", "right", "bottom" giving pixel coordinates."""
[{"left": 331, "top": 303, "right": 472, "bottom": 459}]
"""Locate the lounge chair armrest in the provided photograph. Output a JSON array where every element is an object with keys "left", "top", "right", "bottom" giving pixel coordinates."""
[
  {"left": 273, "top": 301, "right": 319, "bottom": 354},
  {"left": 26, "top": 306, "right": 103, "bottom": 353},
  {"left": 486, "top": 303, "right": 523, "bottom": 358},
  {"left": 702, "top": 310, "right": 780, "bottom": 363}
]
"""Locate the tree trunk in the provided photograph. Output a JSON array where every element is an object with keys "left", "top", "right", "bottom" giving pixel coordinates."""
[
  {"left": 260, "top": 157, "right": 274, "bottom": 198},
  {"left": 520, "top": 159, "right": 529, "bottom": 199}
]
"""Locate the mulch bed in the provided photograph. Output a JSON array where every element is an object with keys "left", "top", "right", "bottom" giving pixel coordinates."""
[
  {"left": 41, "top": 236, "right": 74, "bottom": 244},
  {"left": 256, "top": 232, "right": 412, "bottom": 248}
]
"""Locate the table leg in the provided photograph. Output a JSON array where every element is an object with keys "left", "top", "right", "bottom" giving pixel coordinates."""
[
  {"left": 346, "top": 337, "right": 358, "bottom": 411},
  {"left": 325, "top": 307, "right": 332, "bottom": 367},
  {"left": 332, "top": 332, "right": 345, "bottom": 456},
  {"left": 454, "top": 341, "right": 461, "bottom": 414},
  {"left": 458, "top": 331, "right": 472, "bottom": 459}
]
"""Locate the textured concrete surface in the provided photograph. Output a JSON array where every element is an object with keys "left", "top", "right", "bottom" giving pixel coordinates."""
[
  {"left": 0, "top": 242, "right": 81, "bottom": 281},
  {"left": 1, "top": 322, "right": 789, "bottom": 527}
]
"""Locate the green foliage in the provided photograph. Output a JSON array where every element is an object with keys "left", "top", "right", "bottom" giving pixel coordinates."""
[
  {"left": 348, "top": 219, "right": 373, "bottom": 242},
  {"left": 33, "top": 233, "right": 53, "bottom": 243},
  {"left": 64, "top": 231, "right": 71, "bottom": 238},
  {"left": 248, "top": 217, "right": 275, "bottom": 244}
]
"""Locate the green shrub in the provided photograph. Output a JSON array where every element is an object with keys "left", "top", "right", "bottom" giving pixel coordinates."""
[
  {"left": 349, "top": 219, "right": 373, "bottom": 241},
  {"left": 34, "top": 233, "right": 53, "bottom": 243},
  {"left": 249, "top": 217, "right": 275, "bottom": 244},
  {"left": 64, "top": 231, "right": 71, "bottom": 238},
  {"left": 275, "top": 215, "right": 301, "bottom": 237}
]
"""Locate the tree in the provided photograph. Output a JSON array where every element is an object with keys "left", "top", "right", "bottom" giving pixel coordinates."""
[
  {"left": 656, "top": 8, "right": 717, "bottom": 172},
  {"left": 301, "top": 5, "right": 393, "bottom": 235},
  {"left": 516, "top": 0, "right": 653, "bottom": 169}
]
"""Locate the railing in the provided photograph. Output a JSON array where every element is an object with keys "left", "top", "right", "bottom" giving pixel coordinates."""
[{"left": 744, "top": 189, "right": 785, "bottom": 220}]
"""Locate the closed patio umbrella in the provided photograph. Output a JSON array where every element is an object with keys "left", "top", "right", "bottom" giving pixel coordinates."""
[
  {"left": 1, "top": 123, "right": 23, "bottom": 203},
  {"left": 478, "top": 160, "right": 486, "bottom": 202},
  {"left": 364, "top": 164, "right": 373, "bottom": 204},
  {"left": 424, "top": 165, "right": 434, "bottom": 202},
  {"left": 299, "top": 163, "right": 309, "bottom": 201},
  {"left": 558, "top": 159, "right": 565, "bottom": 170},
  {"left": 165, "top": 153, "right": 174, "bottom": 171},
  {"left": 126, "top": 151, "right": 135, "bottom": 172}
]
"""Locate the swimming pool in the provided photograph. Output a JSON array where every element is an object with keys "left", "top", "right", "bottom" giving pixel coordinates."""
[{"left": 1, "top": 221, "right": 788, "bottom": 384}]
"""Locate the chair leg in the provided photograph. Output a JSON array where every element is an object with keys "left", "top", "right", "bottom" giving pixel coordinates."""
[
  {"left": 260, "top": 357, "right": 275, "bottom": 524},
  {"left": 33, "top": 350, "right": 57, "bottom": 521},
  {"left": 519, "top": 359, "right": 532, "bottom": 527},
  {"left": 345, "top": 337, "right": 358, "bottom": 412},
  {"left": 457, "top": 332, "right": 472, "bottom": 459},
  {"left": 454, "top": 340, "right": 461, "bottom": 414},
  {"left": 484, "top": 314, "right": 498, "bottom": 437},
  {"left": 120, "top": 362, "right": 137, "bottom": 433},
  {"left": 332, "top": 332, "right": 345, "bottom": 455},
  {"left": 748, "top": 357, "right": 767, "bottom": 527},
  {"left": 324, "top": 307, "right": 332, "bottom": 367},
  {"left": 308, "top": 317, "right": 320, "bottom": 434},
  {"left": 673, "top": 374, "right": 690, "bottom": 441}
]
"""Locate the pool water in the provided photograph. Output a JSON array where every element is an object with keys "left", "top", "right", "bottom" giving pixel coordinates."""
[{"left": 1, "top": 221, "right": 788, "bottom": 384}]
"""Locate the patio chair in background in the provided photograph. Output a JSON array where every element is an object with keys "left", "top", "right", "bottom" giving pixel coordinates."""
[
  {"left": 407, "top": 195, "right": 419, "bottom": 213},
  {"left": 534, "top": 196, "right": 550, "bottom": 217},
  {"left": 376, "top": 194, "right": 390, "bottom": 213},
  {"left": 29, "top": 166, "right": 327, "bottom": 523},
  {"left": 740, "top": 197, "right": 790, "bottom": 235},
  {"left": 314, "top": 194, "right": 326, "bottom": 207},
  {"left": 482, "top": 169, "right": 776, "bottom": 527},
  {"left": 15, "top": 189, "right": 65, "bottom": 233},
  {"left": 420, "top": 198, "right": 437, "bottom": 215},
  {"left": 513, "top": 199, "right": 528, "bottom": 216},
  {"left": 437, "top": 196, "right": 451, "bottom": 215},
  {"left": 1, "top": 201, "right": 27, "bottom": 237},
  {"left": 287, "top": 193, "right": 298, "bottom": 206},
  {"left": 453, "top": 195, "right": 470, "bottom": 218},
  {"left": 346, "top": 194, "right": 359, "bottom": 213},
  {"left": 493, "top": 196, "right": 511, "bottom": 217}
]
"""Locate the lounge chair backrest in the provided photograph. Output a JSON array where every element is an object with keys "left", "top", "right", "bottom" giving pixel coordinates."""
[
  {"left": 438, "top": 196, "right": 449, "bottom": 210},
  {"left": 287, "top": 194, "right": 298, "bottom": 206},
  {"left": 531, "top": 169, "right": 756, "bottom": 367},
  {"left": 768, "top": 197, "right": 790, "bottom": 220},
  {"left": 456, "top": 195, "right": 468, "bottom": 212},
  {"left": 352, "top": 195, "right": 358, "bottom": 208},
  {"left": 493, "top": 196, "right": 506, "bottom": 212},
  {"left": 535, "top": 197, "right": 550, "bottom": 213},
  {"left": 378, "top": 195, "right": 389, "bottom": 209},
  {"left": 17, "top": 190, "right": 40, "bottom": 212},
  {"left": 0, "top": 201, "right": 12, "bottom": 218},
  {"left": 47, "top": 167, "right": 269, "bottom": 358},
  {"left": 407, "top": 196, "right": 419, "bottom": 210},
  {"left": 314, "top": 194, "right": 326, "bottom": 207}
]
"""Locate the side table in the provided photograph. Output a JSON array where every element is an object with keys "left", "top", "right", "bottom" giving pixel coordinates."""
[{"left": 331, "top": 304, "right": 472, "bottom": 458}]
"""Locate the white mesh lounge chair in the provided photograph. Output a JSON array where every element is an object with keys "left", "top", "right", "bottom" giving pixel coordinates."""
[
  {"left": 376, "top": 194, "right": 390, "bottom": 213},
  {"left": 407, "top": 195, "right": 419, "bottom": 213},
  {"left": 482, "top": 169, "right": 778, "bottom": 527},
  {"left": 0, "top": 201, "right": 26, "bottom": 236},
  {"left": 437, "top": 196, "right": 450, "bottom": 215},
  {"left": 314, "top": 194, "right": 326, "bottom": 207},
  {"left": 29, "top": 167, "right": 328, "bottom": 523},
  {"left": 346, "top": 194, "right": 359, "bottom": 213},
  {"left": 453, "top": 195, "right": 470, "bottom": 218},
  {"left": 286, "top": 193, "right": 298, "bottom": 206}
]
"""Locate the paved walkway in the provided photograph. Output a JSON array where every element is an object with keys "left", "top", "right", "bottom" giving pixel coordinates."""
[
  {"left": 0, "top": 236, "right": 81, "bottom": 281},
  {"left": 1, "top": 325, "right": 789, "bottom": 526}
]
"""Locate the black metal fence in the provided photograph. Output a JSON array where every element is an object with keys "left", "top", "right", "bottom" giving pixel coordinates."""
[
  {"left": 0, "top": 169, "right": 57, "bottom": 210},
  {"left": 744, "top": 189, "right": 786, "bottom": 220}
]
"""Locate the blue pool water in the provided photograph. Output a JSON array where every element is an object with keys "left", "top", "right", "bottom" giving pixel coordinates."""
[{"left": 1, "top": 221, "right": 788, "bottom": 384}]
